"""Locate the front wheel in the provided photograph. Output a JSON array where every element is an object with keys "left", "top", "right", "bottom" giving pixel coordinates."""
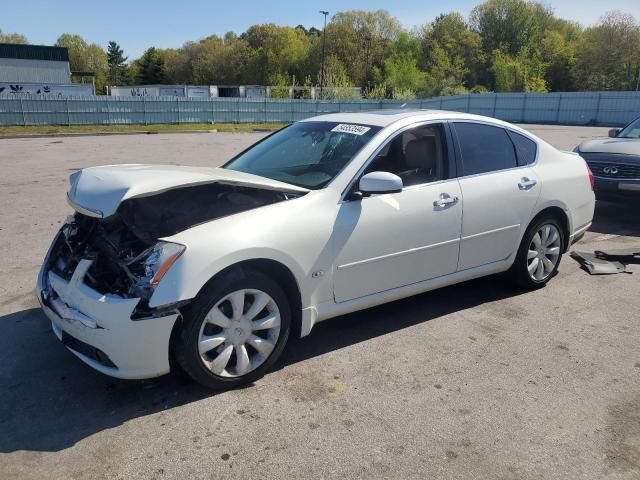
[
  {"left": 174, "top": 270, "right": 291, "bottom": 390},
  {"left": 510, "top": 215, "right": 564, "bottom": 289}
]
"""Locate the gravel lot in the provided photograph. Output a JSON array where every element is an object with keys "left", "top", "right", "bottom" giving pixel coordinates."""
[{"left": 0, "top": 125, "right": 639, "bottom": 480}]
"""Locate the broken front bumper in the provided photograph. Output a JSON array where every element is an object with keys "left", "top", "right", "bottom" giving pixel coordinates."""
[{"left": 36, "top": 245, "right": 179, "bottom": 380}]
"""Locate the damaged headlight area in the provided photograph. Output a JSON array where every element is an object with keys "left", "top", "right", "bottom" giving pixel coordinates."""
[
  {"left": 127, "top": 241, "right": 185, "bottom": 298},
  {"left": 48, "top": 214, "right": 184, "bottom": 301}
]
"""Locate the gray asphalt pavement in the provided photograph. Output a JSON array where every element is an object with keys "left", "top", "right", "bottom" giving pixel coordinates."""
[{"left": 0, "top": 125, "right": 639, "bottom": 480}]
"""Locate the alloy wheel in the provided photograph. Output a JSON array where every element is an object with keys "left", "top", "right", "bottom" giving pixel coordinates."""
[
  {"left": 198, "top": 289, "right": 281, "bottom": 378},
  {"left": 527, "top": 224, "right": 561, "bottom": 281}
]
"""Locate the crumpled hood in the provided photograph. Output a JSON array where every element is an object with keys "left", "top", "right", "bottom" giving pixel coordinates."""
[
  {"left": 67, "top": 164, "right": 309, "bottom": 218},
  {"left": 577, "top": 138, "right": 640, "bottom": 155}
]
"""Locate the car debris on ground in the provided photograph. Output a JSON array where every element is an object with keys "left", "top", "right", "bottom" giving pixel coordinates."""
[{"left": 570, "top": 247, "right": 640, "bottom": 274}]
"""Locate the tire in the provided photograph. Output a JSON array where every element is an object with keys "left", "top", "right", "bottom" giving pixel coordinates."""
[
  {"left": 510, "top": 214, "right": 565, "bottom": 289},
  {"left": 174, "top": 269, "right": 291, "bottom": 390}
]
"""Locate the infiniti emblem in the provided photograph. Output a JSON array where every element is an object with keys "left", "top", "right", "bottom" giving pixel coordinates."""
[{"left": 603, "top": 166, "right": 619, "bottom": 175}]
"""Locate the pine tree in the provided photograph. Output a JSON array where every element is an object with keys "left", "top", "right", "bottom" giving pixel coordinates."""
[
  {"left": 106, "top": 41, "right": 128, "bottom": 86},
  {"left": 136, "top": 47, "right": 166, "bottom": 85}
]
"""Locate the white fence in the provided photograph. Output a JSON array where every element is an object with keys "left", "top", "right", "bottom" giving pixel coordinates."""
[{"left": 0, "top": 91, "right": 639, "bottom": 126}]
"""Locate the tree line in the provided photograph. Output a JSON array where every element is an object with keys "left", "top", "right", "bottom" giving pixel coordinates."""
[{"left": 2, "top": 0, "right": 640, "bottom": 98}]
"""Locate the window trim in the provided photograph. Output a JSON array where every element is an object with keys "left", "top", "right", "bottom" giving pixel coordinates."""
[
  {"left": 506, "top": 129, "right": 539, "bottom": 167},
  {"left": 450, "top": 120, "right": 539, "bottom": 179},
  {"left": 340, "top": 120, "right": 457, "bottom": 203}
]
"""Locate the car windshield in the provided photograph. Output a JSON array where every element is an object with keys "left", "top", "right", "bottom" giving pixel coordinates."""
[
  {"left": 618, "top": 117, "right": 640, "bottom": 138},
  {"left": 223, "top": 121, "right": 381, "bottom": 189}
]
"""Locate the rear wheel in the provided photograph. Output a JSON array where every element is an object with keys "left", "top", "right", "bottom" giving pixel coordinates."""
[
  {"left": 510, "top": 214, "right": 564, "bottom": 289},
  {"left": 174, "top": 270, "right": 291, "bottom": 389}
]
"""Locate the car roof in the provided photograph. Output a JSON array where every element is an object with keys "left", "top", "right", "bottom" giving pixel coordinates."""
[{"left": 301, "top": 109, "right": 520, "bottom": 130}]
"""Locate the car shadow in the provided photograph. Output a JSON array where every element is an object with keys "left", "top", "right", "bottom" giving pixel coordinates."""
[
  {"left": 0, "top": 275, "right": 525, "bottom": 453},
  {"left": 590, "top": 199, "right": 640, "bottom": 237},
  {"left": 283, "top": 275, "right": 524, "bottom": 366}
]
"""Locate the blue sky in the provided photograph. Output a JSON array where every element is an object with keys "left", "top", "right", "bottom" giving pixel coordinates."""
[{"left": 2, "top": 0, "right": 640, "bottom": 59}]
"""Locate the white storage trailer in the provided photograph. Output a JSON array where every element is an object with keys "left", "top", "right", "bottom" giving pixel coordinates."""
[{"left": 108, "top": 85, "right": 267, "bottom": 98}]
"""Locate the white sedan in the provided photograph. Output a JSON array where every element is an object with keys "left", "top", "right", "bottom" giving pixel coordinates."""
[{"left": 37, "top": 110, "right": 595, "bottom": 389}]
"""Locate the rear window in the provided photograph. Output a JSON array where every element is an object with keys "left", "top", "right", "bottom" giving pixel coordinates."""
[
  {"left": 454, "top": 123, "right": 517, "bottom": 176},
  {"left": 508, "top": 131, "right": 537, "bottom": 166}
]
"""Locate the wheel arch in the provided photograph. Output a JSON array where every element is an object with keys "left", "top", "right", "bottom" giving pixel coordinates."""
[
  {"left": 529, "top": 205, "right": 571, "bottom": 253},
  {"left": 169, "top": 258, "right": 303, "bottom": 359}
]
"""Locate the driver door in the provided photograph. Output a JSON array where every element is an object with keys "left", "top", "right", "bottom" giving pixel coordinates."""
[{"left": 333, "top": 123, "right": 463, "bottom": 303}]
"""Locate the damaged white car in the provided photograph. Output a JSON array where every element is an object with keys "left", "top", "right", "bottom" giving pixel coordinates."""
[{"left": 37, "top": 111, "right": 595, "bottom": 389}]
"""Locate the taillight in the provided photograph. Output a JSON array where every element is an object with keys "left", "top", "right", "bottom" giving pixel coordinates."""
[{"left": 586, "top": 163, "right": 594, "bottom": 191}]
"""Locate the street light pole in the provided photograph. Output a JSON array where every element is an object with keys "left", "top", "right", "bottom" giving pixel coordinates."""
[{"left": 319, "top": 10, "right": 329, "bottom": 100}]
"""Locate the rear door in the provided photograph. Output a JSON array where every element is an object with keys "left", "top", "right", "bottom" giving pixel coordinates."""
[{"left": 452, "top": 122, "right": 540, "bottom": 270}]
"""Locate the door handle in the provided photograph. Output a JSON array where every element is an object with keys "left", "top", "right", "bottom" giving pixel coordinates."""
[
  {"left": 518, "top": 177, "right": 537, "bottom": 190},
  {"left": 433, "top": 193, "right": 459, "bottom": 208}
]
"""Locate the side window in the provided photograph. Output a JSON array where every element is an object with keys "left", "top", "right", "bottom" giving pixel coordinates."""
[
  {"left": 365, "top": 124, "right": 449, "bottom": 187},
  {"left": 454, "top": 123, "right": 517, "bottom": 176},
  {"left": 507, "top": 130, "right": 538, "bottom": 166}
]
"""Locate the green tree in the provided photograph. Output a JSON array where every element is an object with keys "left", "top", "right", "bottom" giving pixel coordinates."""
[
  {"left": 88, "top": 6, "right": 640, "bottom": 96},
  {"left": 0, "top": 29, "right": 28, "bottom": 44},
  {"left": 190, "top": 35, "right": 225, "bottom": 84},
  {"left": 162, "top": 47, "right": 191, "bottom": 84},
  {"left": 136, "top": 47, "right": 166, "bottom": 84},
  {"left": 382, "top": 55, "right": 424, "bottom": 92},
  {"left": 325, "top": 10, "right": 402, "bottom": 87},
  {"left": 420, "top": 44, "right": 470, "bottom": 97},
  {"left": 492, "top": 48, "right": 546, "bottom": 92},
  {"left": 367, "top": 31, "right": 423, "bottom": 98},
  {"left": 243, "top": 24, "right": 309, "bottom": 85},
  {"left": 55, "top": 34, "right": 108, "bottom": 93},
  {"left": 573, "top": 11, "right": 640, "bottom": 90},
  {"left": 469, "top": 0, "right": 551, "bottom": 55},
  {"left": 420, "top": 13, "right": 486, "bottom": 92},
  {"left": 194, "top": 35, "right": 252, "bottom": 85},
  {"left": 162, "top": 41, "right": 202, "bottom": 84},
  {"left": 125, "top": 61, "right": 140, "bottom": 85},
  {"left": 539, "top": 25, "right": 581, "bottom": 91},
  {"left": 106, "top": 41, "right": 128, "bottom": 86}
]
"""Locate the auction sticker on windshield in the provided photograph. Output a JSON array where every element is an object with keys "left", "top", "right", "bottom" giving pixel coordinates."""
[{"left": 331, "top": 124, "right": 371, "bottom": 136}]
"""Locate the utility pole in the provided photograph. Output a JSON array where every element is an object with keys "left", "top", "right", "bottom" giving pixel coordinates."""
[{"left": 319, "top": 10, "right": 329, "bottom": 100}]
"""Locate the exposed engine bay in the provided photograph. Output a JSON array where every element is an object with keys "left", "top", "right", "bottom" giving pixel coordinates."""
[{"left": 46, "top": 183, "right": 300, "bottom": 301}]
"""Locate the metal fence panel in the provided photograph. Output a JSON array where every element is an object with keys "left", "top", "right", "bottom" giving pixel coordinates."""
[
  {"left": 596, "top": 92, "right": 640, "bottom": 125},
  {"left": 179, "top": 98, "right": 212, "bottom": 124},
  {"left": 22, "top": 96, "right": 68, "bottom": 125},
  {"left": 419, "top": 98, "right": 442, "bottom": 110},
  {"left": 67, "top": 97, "right": 111, "bottom": 125},
  {"left": 557, "top": 92, "right": 599, "bottom": 125},
  {"left": 468, "top": 94, "right": 496, "bottom": 117},
  {"left": 0, "top": 96, "right": 25, "bottom": 124},
  {"left": 0, "top": 92, "right": 638, "bottom": 126},
  {"left": 440, "top": 95, "right": 470, "bottom": 113},
  {"left": 108, "top": 97, "right": 145, "bottom": 124},
  {"left": 523, "top": 93, "right": 561, "bottom": 123},
  {"left": 493, "top": 93, "right": 525, "bottom": 122},
  {"left": 293, "top": 100, "right": 319, "bottom": 121}
]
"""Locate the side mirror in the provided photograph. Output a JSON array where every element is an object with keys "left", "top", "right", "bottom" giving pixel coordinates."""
[
  {"left": 359, "top": 171, "right": 403, "bottom": 195},
  {"left": 609, "top": 128, "right": 621, "bottom": 138}
]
